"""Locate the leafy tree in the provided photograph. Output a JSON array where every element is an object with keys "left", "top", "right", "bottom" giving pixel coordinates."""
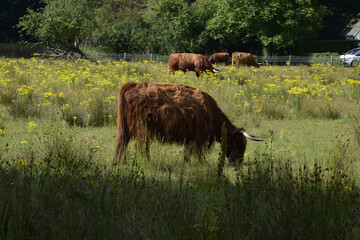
[
  {"left": 94, "top": 0, "right": 147, "bottom": 53},
  {"left": 207, "top": 0, "right": 327, "bottom": 56},
  {"left": 17, "top": 0, "right": 100, "bottom": 62},
  {"left": 177, "top": 0, "right": 219, "bottom": 53},
  {"left": 142, "top": 0, "right": 187, "bottom": 53},
  {"left": 142, "top": 0, "right": 218, "bottom": 54}
]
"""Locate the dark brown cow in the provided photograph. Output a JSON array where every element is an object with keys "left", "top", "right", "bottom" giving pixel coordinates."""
[
  {"left": 114, "top": 82, "right": 262, "bottom": 164},
  {"left": 209, "top": 52, "right": 230, "bottom": 65},
  {"left": 232, "top": 52, "right": 260, "bottom": 68},
  {"left": 168, "top": 53, "right": 220, "bottom": 77}
]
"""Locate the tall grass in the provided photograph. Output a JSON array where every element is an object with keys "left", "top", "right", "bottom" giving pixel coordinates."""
[
  {"left": 0, "top": 137, "right": 359, "bottom": 239},
  {"left": 1, "top": 58, "right": 359, "bottom": 124},
  {"left": 352, "top": 112, "right": 360, "bottom": 147},
  {"left": 0, "top": 58, "right": 360, "bottom": 239}
]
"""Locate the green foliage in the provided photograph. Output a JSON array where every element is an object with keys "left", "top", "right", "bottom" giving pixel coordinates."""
[
  {"left": 207, "top": 0, "right": 327, "bottom": 55},
  {"left": 0, "top": 141, "right": 359, "bottom": 239},
  {"left": 94, "top": 0, "right": 147, "bottom": 53},
  {"left": 0, "top": 58, "right": 360, "bottom": 239},
  {"left": 5, "top": 86, "right": 44, "bottom": 118},
  {"left": 17, "top": 0, "right": 100, "bottom": 62},
  {"left": 36, "top": 122, "right": 100, "bottom": 174},
  {"left": 309, "top": 52, "right": 341, "bottom": 65},
  {"left": 5, "top": 0, "right": 360, "bottom": 55}
]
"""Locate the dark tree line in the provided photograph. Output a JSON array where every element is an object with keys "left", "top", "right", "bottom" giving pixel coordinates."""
[{"left": 1, "top": 0, "right": 360, "bottom": 58}]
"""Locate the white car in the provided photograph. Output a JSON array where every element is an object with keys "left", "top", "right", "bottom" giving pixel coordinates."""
[{"left": 340, "top": 48, "right": 360, "bottom": 66}]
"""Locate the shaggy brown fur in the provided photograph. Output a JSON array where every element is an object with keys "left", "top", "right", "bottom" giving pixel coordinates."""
[
  {"left": 232, "top": 52, "right": 260, "bottom": 68},
  {"left": 168, "top": 53, "right": 220, "bottom": 77},
  {"left": 209, "top": 52, "right": 230, "bottom": 65},
  {"left": 114, "top": 82, "right": 261, "bottom": 164}
]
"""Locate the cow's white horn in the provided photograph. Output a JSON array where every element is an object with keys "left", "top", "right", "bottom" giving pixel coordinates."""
[{"left": 240, "top": 130, "right": 263, "bottom": 141}]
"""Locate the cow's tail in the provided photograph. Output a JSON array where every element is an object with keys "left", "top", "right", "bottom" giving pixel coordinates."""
[{"left": 114, "top": 82, "right": 137, "bottom": 163}]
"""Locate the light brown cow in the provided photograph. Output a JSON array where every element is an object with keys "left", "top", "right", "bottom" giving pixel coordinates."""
[
  {"left": 209, "top": 52, "right": 230, "bottom": 65},
  {"left": 232, "top": 52, "right": 260, "bottom": 68},
  {"left": 114, "top": 82, "right": 262, "bottom": 164},
  {"left": 168, "top": 53, "right": 220, "bottom": 77}
]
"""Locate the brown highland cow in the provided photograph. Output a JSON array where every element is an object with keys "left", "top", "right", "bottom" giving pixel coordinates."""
[
  {"left": 114, "top": 82, "right": 262, "bottom": 164},
  {"left": 232, "top": 52, "right": 260, "bottom": 68},
  {"left": 209, "top": 52, "right": 230, "bottom": 65},
  {"left": 168, "top": 53, "right": 220, "bottom": 77}
]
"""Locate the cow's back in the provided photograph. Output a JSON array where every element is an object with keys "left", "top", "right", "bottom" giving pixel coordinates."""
[
  {"left": 232, "top": 52, "right": 259, "bottom": 67},
  {"left": 178, "top": 53, "right": 202, "bottom": 71},
  {"left": 122, "top": 82, "right": 216, "bottom": 143},
  {"left": 209, "top": 53, "right": 229, "bottom": 64}
]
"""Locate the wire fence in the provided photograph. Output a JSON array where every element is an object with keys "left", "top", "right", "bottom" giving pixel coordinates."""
[{"left": 95, "top": 52, "right": 343, "bottom": 66}]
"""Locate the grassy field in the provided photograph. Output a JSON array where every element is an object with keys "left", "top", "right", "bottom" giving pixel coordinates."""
[{"left": 0, "top": 57, "right": 360, "bottom": 239}]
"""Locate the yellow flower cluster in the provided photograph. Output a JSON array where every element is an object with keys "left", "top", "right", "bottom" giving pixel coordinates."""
[
  {"left": 17, "top": 85, "right": 35, "bottom": 96},
  {"left": 0, "top": 57, "right": 359, "bottom": 123},
  {"left": 27, "top": 121, "right": 37, "bottom": 133}
]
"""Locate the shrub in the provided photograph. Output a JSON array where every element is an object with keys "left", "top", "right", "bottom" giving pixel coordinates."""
[
  {"left": 300, "top": 98, "right": 343, "bottom": 119},
  {"left": 261, "top": 98, "right": 291, "bottom": 120},
  {"left": 6, "top": 86, "right": 44, "bottom": 118},
  {"left": 36, "top": 122, "right": 100, "bottom": 174},
  {"left": 87, "top": 92, "right": 117, "bottom": 126},
  {"left": 309, "top": 52, "right": 341, "bottom": 65},
  {"left": 60, "top": 94, "right": 87, "bottom": 126}
]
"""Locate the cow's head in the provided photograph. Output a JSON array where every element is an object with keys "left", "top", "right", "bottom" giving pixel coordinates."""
[
  {"left": 252, "top": 56, "right": 260, "bottom": 68},
  {"left": 211, "top": 68, "right": 221, "bottom": 73},
  {"left": 227, "top": 128, "right": 262, "bottom": 163}
]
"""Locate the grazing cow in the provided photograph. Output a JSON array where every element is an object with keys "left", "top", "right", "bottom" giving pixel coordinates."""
[
  {"left": 114, "top": 82, "right": 262, "bottom": 164},
  {"left": 168, "top": 53, "right": 220, "bottom": 77},
  {"left": 232, "top": 52, "right": 260, "bottom": 68},
  {"left": 209, "top": 52, "right": 230, "bottom": 65}
]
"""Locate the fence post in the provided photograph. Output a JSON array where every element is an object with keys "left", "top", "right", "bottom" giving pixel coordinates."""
[
  {"left": 330, "top": 55, "right": 333, "bottom": 66},
  {"left": 289, "top": 55, "right": 291, "bottom": 66},
  {"left": 123, "top": 52, "right": 126, "bottom": 61},
  {"left": 150, "top": 53, "right": 153, "bottom": 62}
]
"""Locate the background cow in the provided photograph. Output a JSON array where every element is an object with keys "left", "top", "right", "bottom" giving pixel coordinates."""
[
  {"left": 114, "top": 81, "right": 262, "bottom": 164},
  {"left": 232, "top": 52, "right": 260, "bottom": 68},
  {"left": 209, "top": 52, "right": 230, "bottom": 65},
  {"left": 168, "top": 53, "right": 220, "bottom": 77}
]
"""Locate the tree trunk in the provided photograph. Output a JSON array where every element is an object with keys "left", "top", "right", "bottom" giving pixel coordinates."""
[{"left": 73, "top": 46, "right": 98, "bottom": 64}]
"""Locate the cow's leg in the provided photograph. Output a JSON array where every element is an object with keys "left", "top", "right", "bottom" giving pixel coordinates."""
[
  {"left": 134, "top": 135, "right": 151, "bottom": 162},
  {"left": 114, "top": 136, "right": 130, "bottom": 164},
  {"left": 184, "top": 142, "right": 195, "bottom": 162},
  {"left": 195, "top": 70, "right": 200, "bottom": 78}
]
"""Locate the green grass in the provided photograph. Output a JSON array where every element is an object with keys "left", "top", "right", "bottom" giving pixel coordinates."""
[{"left": 0, "top": 59, "right": 360, "bottom": 239}]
